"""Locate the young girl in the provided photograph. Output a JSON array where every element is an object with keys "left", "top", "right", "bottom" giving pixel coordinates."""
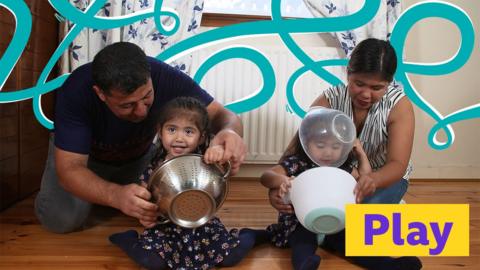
[
  {"left": 278, "top": 138, "right": 369, "bottom": 199},
  {"left": 109, "top": 97, "right": 267, "bottom": 270},
  {"left": 261, "top": 113, "right": 422, "bottom": 270}
]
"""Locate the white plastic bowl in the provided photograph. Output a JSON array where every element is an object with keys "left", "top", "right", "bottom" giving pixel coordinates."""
[{"left": 289, "top": 167, "right": 356, "bottom": 234}]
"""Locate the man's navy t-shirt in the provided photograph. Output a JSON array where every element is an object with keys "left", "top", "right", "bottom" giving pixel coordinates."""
[{"left": 54, "top": 57, "right": 213, "bottom": 165}]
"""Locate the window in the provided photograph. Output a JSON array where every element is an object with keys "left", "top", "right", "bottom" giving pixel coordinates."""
[
  {"left": 202, "top": 0, "right": 313, "bottom": 26},
  {"left": 204, "top": 0, "right": 313, "bottom": 17}
]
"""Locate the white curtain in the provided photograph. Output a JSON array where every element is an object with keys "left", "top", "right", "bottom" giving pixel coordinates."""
[
  {"left": 303, "top": 0, "right": 401, "bottom": 56},
  {"left": 60, "top": 0, "right": 204, "bottom": 75}
]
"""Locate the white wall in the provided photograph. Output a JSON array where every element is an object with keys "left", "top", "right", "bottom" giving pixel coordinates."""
[
  {"left": 197, "top": 0, "right": 479, "bottom": 179},
  {"left": 402, "top": 0, "right": 480, "bottom": 178}
]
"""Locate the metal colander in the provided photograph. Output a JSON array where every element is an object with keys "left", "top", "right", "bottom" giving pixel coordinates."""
[{"left": 147, "top": 154, "right": 230, "bottom": 228}]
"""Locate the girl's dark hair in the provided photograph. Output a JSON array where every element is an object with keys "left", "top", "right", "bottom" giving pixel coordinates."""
[
  {"left": 347, "top": 38, "right": 397, "bottom": 82},
  {"left": 281, "top": 132, "right": 354, "bottom": 168},
  {"left": 158, "top": 97, "right": 210, "bottom": 153},
  {"left": 280, "top": 132, "right": 309, "bottom": 163},
  {"left": 92, "top": 42, "right": 151, "bottom": 95}
]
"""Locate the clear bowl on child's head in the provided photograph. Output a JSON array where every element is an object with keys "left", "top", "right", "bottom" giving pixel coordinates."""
[{"left": 299, "top": 107, "right": 356, "bottom": 167}]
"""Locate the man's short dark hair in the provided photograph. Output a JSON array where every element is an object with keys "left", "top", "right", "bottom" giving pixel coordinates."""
[{"left": 92, "top": 42, "right": 151, "bottom": 95}]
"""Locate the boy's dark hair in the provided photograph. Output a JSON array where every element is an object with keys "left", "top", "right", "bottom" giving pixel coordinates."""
[
  {"left": 158, "top": 97, "right": 210, "bottom": 153},
  {"left": 347, "top": 38, "right": 397, "bottom": 82},
  {"left": 92, "top": 42, "right": 151, "bottom": 95}
]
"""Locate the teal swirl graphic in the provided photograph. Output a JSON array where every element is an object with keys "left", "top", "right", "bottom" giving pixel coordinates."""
[
  {"left": 0, "top": 0, "right": 31, "bottom": 90},
  {"left": 0, "top": 0, "right": 179, "bottom": 129},
  {"left": 193, "top": 47, "right": 275, "bottom": 114},
  {"left": 0, "top": 0, "right": 477, "bottom": 150},
  {"left": 158, "top": 0, "right": 380, "bottom": 115},
  {"left": 32, "top": 0, "right": 110, "bottom": 128},
  {"left": 390, "top": 2, "right": 476, "bottom": 150},
  {"left": 286, "top": 59, "right": 348, "bottom": 118}
]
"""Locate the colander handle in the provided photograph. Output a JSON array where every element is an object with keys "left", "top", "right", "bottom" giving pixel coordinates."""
[
  {"left": 214, "top": 161, "right": 231, "bottom": 178},
  {"left": 156, "top": 215, "right": 171, "bottom": 225},
  {"left": 282, "top": 191, "right": 292, "bottom": 204}
]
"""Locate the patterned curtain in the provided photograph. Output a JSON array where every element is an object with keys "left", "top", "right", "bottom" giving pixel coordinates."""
[
  {"left": 303, "top": 0, "right": 401, "bottom": 56},
  {"left": 60, "top": 0, "right": 204, "bottom": 75}
]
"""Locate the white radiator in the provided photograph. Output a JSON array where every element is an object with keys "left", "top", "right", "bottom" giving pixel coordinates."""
[{"left": 190, "top": 46, "right": 345, "bottom": 164}]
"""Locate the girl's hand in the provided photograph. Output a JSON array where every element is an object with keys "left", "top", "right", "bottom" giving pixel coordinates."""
[
  {"left": 278, "top": 176, "right": 294, "bottom": 199},
  {"left": 209, "top": 129, "right": 247, "bottom": 175},
  {"left": 354, "top": 174, "right": 377, "bottom": 203},
  {"left": 204, "top": 145, "right": 225, "bottom": 164},
  {"left": 269, "top": 188, "right": 294, "bottom": 214},
  {"left": 352, "top": 139, "right": 372, "bottom": 175},
  {"left": 352, "top": 139, "right": 366, "bottom": 158}
]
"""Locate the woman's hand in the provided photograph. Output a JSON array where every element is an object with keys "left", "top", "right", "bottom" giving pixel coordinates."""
[
  {"left": 268, "top": 188, "right": 294, "bottom": 214},
  {"left": 204, "top": 145, "right": 225, "bottom": 164},
  {"left": 354, "top": 173, "right": 377, "bottom": 203}
]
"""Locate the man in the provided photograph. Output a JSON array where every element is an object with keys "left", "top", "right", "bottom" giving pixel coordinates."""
[{"left": 35, "top": 42, "right": 246, "bottom": 233}]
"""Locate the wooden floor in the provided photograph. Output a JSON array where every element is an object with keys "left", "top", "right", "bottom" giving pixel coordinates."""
[{"left": 0, "top": 179, "right": 479, "bottom": 269}]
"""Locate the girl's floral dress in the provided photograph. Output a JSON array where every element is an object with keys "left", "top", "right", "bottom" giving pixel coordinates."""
[{"left": 137, "top": 149, "right": 240, "bottom": 270}]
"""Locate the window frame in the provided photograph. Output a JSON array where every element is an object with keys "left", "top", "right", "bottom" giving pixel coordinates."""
[{"left": 201, "top": 12, "right": 272, "bottom": 27}]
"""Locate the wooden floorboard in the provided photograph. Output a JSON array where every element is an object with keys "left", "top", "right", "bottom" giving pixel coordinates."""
[{"left": 1, "top": 180, "right": 479, "bottom": 269}]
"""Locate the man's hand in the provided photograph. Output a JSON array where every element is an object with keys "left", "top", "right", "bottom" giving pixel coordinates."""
[
  {"left": 269, "top": 188, "right": 294, "bottom": 214},
  {"left": 353, "top": 174, "right": 377, "bottom": 203},
  {"left": 111, "top": 183, "right": 158, "bottom": 225},
  {"left": 209, "top": 129, "right": 247, "bottom": 175}
]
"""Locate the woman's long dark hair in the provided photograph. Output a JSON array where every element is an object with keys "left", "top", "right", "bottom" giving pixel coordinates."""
[
  {"left": 157, "top": 97, "right": 210, "bottom": 154},
  {"left": 347, "top": 38, "right": 397, "bottom": 82}
]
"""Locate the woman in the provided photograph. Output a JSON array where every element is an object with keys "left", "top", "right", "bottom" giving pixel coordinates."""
[
  {"left": 267, "top": 38, "right": 421, "bottom": 269},
  {"left": 273, "top": 38, "right": 414, "bottom": 210}
]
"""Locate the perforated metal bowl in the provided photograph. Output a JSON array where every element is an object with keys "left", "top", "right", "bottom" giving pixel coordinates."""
[{"left": 147, "top": 154, "right": 230, "bottom": 228}]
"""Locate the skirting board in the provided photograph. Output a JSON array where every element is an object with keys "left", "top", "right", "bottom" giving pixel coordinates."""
[{"left": 236, "top": 164, "right": 480, "bottom": 180}]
